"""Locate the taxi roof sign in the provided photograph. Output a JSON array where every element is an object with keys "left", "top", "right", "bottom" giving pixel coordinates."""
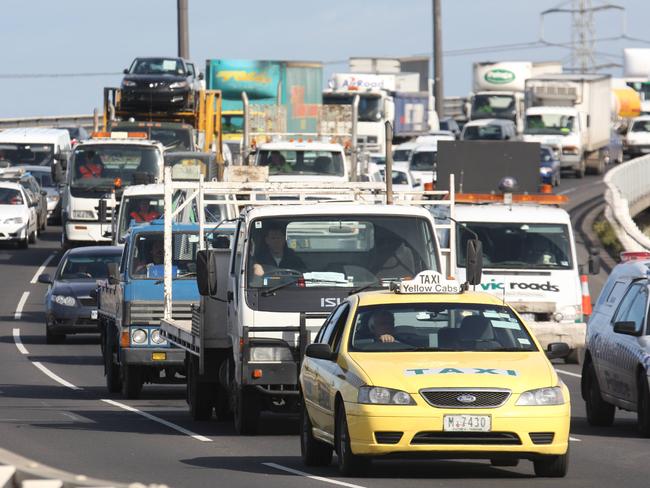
[{"left": 393, "top": 270, "right": 462, "bottom": 295}]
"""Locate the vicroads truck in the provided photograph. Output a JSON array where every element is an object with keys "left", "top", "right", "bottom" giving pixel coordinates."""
[
  {"left": 469, "top": 61, "right": 562, "bottom": 133},
  {"left": 523, "top": 73, "right": 612, "bottom": 177},
  {"left": 161, "top": 176, "right": 454, "bottom": 434}
]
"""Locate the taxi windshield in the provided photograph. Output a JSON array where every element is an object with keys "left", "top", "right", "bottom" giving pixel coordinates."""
[{"left": 349, "top": 303, "right": 537, "bottom": 352}]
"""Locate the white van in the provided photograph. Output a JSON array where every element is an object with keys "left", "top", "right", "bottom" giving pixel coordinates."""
[{"left": 0, "top": 128, "right": 71, "bottom": 167}]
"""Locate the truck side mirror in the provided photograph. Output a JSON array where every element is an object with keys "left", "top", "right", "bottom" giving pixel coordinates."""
[
  {"left": 588, "top": 249, "right": 601, "bottom": 275},
  {"left": 196, "top": 250, "right": 218, "bottom": 296},
  {"left": 198, "top": 72, "right": 204, "bottom": 81},
  {"left": 123, "top": 68, "right": 129, "bottom": 74},
  {"left": 98, "top": 199, "right": 108, "bottom": 223},
  {"left": 107, "top": 262, "right": 119, "bottom": 285},
  {"left": 52, "top": 162, "right": 63, "bottom": 184},
  {"left": 465, "top": 238, "right": 483, "bottom": 286}
]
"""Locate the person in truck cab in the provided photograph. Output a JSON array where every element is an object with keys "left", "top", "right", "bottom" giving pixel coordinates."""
[
  {"left": 267, "top": 151, "right": 292, "bottom": 174},
  {"left": 252, "top": 223, "right": 305, "bottom": 277},
  {"left": 133, "top": 239, "right": 165, "bottom": 277},
  {"left": 77, "top": 151, "right": 104, "bottom": 179},
  {"left": 130, "top": 200, "right": 160, "bottom": 223}
]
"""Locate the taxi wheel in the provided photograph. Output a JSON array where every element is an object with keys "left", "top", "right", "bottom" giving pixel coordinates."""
[
  {"left": 533, "top": 449, "right": 569, "bottom": 477},
  {"left": 637, "top": 372, "right": 650, "bottom": 437},
  {"left": 585, "top": 361, "right": 615, "bottom": 426},
  {"left": 121, "top": 365, "right": 143, "bottom": 399},
  {"left": 234, "top": 386, "right": 260, "bottom": 435},
  {"left": 335, "top": 404, "right": 370, "bottom": 476},
  {"left": 301, "top": 403, "right": 333, "bottom": 466}
]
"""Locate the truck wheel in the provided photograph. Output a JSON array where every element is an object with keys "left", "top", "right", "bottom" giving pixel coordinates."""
[
  {"left": 574, "top": 159, "right": 585, "bottom": 178},
  {"left": 533, "top": 449, "right": 569, "bottom": 477},
  {"left": 585, "top": 360, "right": 615, "bottom": 426},
  {"left": 104, "top": 338, "right": 122, "bottom": 393},
  {"left": 335, "top": 402, "right": 370, "bottom": 476},
  {"left": 637, "top": 371, "right": 650, "bottom": 437},
  {"left": 301, "top": 402, "right": 333, "bottom": 466},
  {"left": 61, "top": 229, "right": 71, "bottom": 250},
  {"left": 28, "top": 229, "right": 36, "bottom": 244},
  {"left": 188, "top": 356, "right": 214, "bottom": 421},
  {"left": 234, "top": 386, "right": 260, "bottom": 435},
  {"left": 214, "top": 386, "right": 232, "bottom": 421},
  {"left": 122, "top": 365, "right": 143, "bottom": 399}
]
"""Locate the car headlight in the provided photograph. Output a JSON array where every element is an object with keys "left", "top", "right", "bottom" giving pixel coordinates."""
[
  {"left": 72, "top": 210, "right": 95, "bottom": 220},
  {"left": 47, "top": 194, "right": 60, "bottom": 203},
  {"left": 249, "top": 345, "right": 293, "bottom": 362},
  {"left": 150, "top": 329, "right": 167, "bottom": 345},
  {"left": 4, "top": 217, "right": 24, "bottom": 224},
  {"left": 53, "top": 295, "right": 76, "bottom": 307},
  {"left": 169, "top": 81, "right": 189, "bottom": 89},
  {"left": 122, "top": 80, "right": 137, "bottom": 87},
  {"left": 540, "top": 167, "right": 552, "bottom": 175},
  {"left": 516, "top": 386, "right": 565, "bottom": 406},
  {"left": 131, "top": 328, "right": 148, "bottom": 345},
  {"left": 358, "top": 386, "right": 415, "bottom": 405}
]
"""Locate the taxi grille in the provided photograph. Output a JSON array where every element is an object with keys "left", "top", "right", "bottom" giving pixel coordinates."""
[
  {"left": 411, "top": 432, "right": 521, "bottom": 445},
  {"left": 420, "top": 389, "right": 511, "bottom": 408}
]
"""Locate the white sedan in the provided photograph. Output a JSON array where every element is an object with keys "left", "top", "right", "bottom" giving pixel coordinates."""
[{"left": 0, "top": 182, "right": 38, "bottom": 248}]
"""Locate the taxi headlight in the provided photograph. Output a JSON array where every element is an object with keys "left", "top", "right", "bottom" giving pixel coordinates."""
[
  {"left": 150, "top": 329, "right": 167, "bottom": 345},
  {"left": 249, "top": 345, "right": 293, "bottom": 362},
  {"left": 53, "top": 295, "right": 77, "bottom": 307},
  {"left": 516, "top": 386, "right": 565, "bottom": 406},
  {"left": 358, "top": 386, "right": 415, "bottom": 405},
  {"left": 131, "top": 328, "right": 148, "bottom": 345}
]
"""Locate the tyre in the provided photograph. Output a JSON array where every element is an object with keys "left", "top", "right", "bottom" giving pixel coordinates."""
[
  {"left": 104, "top": 337, "right": 122, "bottom": 393},
  {"left": 574, "top": 159, "right": 585, "bottom": 178},
  {"left": 122, "top": 365, "right": 143, "bottom": 399},
  {"left": 18, "top": 234, "right": 28, "bottom": 249},
  {"left": 335, "top": 403, "right": 370, "bottom": 476},
  {"left": 301, "top": 401, "right": 333, "bottom": 466},
  {"left": 28, "top": 229, "right": 36, "bottom": 244},
  {"left": 45, "top": 324, "right": 65, "bottom": 344},
  {"left": 61, "top": 228, "right": 71, "bottom": 250},
  {"left": 234, "top": 386, "right": 260, "bottom": 435},
  {"left": 533, "top": 450, "right": 569, "bottom": 477},
  {"left": 584, "top": 360, "right": 615, "bottom": 426},
  {"left": 188, "top": 356, "right": 214, "bottom": 421},
  {"left": 637, "top": 371, "right": 650, "bottom": 438}
]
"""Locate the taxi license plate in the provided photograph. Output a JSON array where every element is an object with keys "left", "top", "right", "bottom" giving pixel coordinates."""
[
  {"left": 444, "top": 415, "right": 491, "bottom": 432},
  {"left": 152, "top": 352, "right": 167, "bottom": 361},
  {"left": 91, "top": 310, "right": 98, "bottom": 320}
]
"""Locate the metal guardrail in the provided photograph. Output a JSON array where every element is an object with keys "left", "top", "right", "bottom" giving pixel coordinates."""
[
  {"left": 604, "top": 154, "right": 650, "bottom": 251},
  {"left": 0, "top": 114, "right": 98, "bottom": 130}
]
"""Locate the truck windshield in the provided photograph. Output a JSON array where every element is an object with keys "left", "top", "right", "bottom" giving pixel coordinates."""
[
  {"left": 524, "top": 114, "right": 575, "bottom": 135},
  {"left": 410, "top": 151, "right": 437, "bottom": 171},
  {"left": 130, "top": 232, "right": 200, "bottom": 280},
  {"left": 71, "top": 145, "right": 161, "bottom": 189},
  {"left": 349, "top": 303, "right": 537, "bottom": 352},
  {"left": 118, "top": 195, "right": 164, "bottom": 240},
  {"left": 247, "top": 216, "right": 438, "bottom": 290},
  {"left": 257, "top": 150, "right": 345, "bottom": 177},
  {"left": 457, "top": 222, "right": 573, "bottom": 270},
  {"left": 393, "top": 149, "right": 411, "bottom": 162},
  {"left": 150, "top": 128, "right": 193, "bottom": 151},
  {"left": 471, "top": 94, "right": 516, "bottom": 118},
  {"left": 0, "top": 143, "right": 54, "bottom": 166},
  {"left": 323, "top": 93, "right": 382, "bottom": 122}
]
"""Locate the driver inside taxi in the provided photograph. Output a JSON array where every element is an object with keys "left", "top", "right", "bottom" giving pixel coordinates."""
[
  {"left": 369, "top": 310, "right": 397, "bottom": 343},
  {"left": 252, "top": 223, "right": 305, "bottom": 278}
]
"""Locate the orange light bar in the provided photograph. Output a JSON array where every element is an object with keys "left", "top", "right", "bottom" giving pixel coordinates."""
[
  {"left": 120, "top": 331, "right": 130, "bottom": 348},
  {"left": 91, "top": 131, "right": 111, "bottom": 138},
  {"left": 126, "top": 132, "right": 148, "bottom": 139},
  {"left": 423, "top": 182, "right": 434, "bottom": 191},
  {"left": 620, "top": 251, "right": 650, "bottom": 262},
  {"left": 455, "top": 193, "right": 568, "bottom": 204},
  {"left": 91, "top": 131, "right": 148, "bottom": 139}
]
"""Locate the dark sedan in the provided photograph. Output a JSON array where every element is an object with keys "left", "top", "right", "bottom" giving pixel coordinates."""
[
  {"left": 540, "top": 144, "right": 561, "bottom": 187},
  {"left": 39, "top": 246, "right": 123, "bottom": 344},
  {"left": 120, "top": 57, "right": 202, "bottom": 113}
]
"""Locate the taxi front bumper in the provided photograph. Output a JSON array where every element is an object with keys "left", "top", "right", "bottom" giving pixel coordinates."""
[{"left": 344, "top": 401, "right": 570, "bottom": 458}]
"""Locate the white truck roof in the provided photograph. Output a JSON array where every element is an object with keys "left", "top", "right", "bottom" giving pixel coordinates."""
[
  {"left": 463, "top": 118, "right": 503, "bottom": 127},
  {"left": 120, "top": 184, "right": 164, "bottom": 197},
  {"left": 78, "top": 138, "right": 163, "bottom": 149},
  {"left": 257, "top": 141, "right": 344, "bottom": 152},
  {"left": 244, "top": 202, "right": 435, "bottom": 220},
  {"left": 455, "top": 203, "right": 571, "bottom": 225},
  {"left": 526, "top": 106, "right": 577, "bottom": 116},
  {"left": 0, "top": 128, "right": 71, "bottom": 145}
]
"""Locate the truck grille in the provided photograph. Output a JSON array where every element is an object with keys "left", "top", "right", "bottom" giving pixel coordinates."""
[
  {"left": 129, "top": 301, "right": 194, "bottom": 325},
  {"left": 420, "top": 389, "right": 511, "bottom": 408}
]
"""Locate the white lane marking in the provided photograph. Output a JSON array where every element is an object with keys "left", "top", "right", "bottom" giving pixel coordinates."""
[
  {"left": 263, "top": 463, "right": 367, "bottom": 488},
  {"left": 556, "top": 368, "right": 582, "bottom": 378},
  {"left": 570, "top": 437, "right": 581, "bottom": 442},
  {"left": 30, "top": 253, "right": 56, "bottom": 284},
  {"left": 558, "top": 188, "right": 576, "bottom": 195},
  {"left": 12, "top": 328, "right": 29, "bottom": 355},
  {"left": 32, "top": 361, "right": 81, "bottom": 390},
  {"left": 100, "top": 399, "right": 212, "bottom": 442},
  {"left": 14, "top": 291, "right": 30, "bottom": 320}
]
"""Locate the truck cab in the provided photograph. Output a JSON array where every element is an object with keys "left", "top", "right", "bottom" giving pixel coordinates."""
[
  {"left": 59, "top": 134, "right": 164, "bottom": 247},
  {"left": 98, "top": 222, "right": 202, "bottom": 398}
]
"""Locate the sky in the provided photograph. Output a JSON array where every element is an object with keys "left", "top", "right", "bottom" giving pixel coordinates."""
[{"left": 0, "top": 0, "right": 649, "bottom": 117}]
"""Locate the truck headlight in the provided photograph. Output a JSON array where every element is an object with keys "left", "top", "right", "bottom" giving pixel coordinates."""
[
  {"left": 47, "top": 194, "right": 60, "bottom": 203},
  {"left": 562, "top": 146, "right": 580, "bottom": 155},
  {"left": 53, "top": 295, "right": 77, "bottom": 307},
  {"left": 516, "top": 386, "right": 565, "bottom": 406},
  {"left": 170, "top": 81, "right": 189, "bottom": 89},
  {"left": 131, "top": 328, "right": 148, "bottom": 344},
  {"left": 72, "top": 210, "right": 95, "bottom": 220},
  {"left": 358, "top": 386, "right": 415, "bottom": 405},
  {"left": 4, "top": 217, "right": 24, "bottom": 224},
  {"left": 249, "top": 345, "right": 293, "bottom": 362},
  {"left": 150, "top": 329, "right": 167, "bottom": 345}
]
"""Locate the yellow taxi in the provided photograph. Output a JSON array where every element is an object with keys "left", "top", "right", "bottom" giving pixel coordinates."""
[{"left": 299, "top": 270, "right": 570, "bottom": 477}]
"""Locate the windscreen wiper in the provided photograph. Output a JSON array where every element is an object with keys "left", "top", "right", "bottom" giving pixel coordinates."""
[
  {"left": 348, "top": 277, "right": 400, "bottom": 296},
  {"left": 154, "top": 271, "right": 196, "bottom": 285}
]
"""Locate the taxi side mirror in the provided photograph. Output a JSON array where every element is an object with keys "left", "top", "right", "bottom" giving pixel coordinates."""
[
  {"left": 305, "top": 343, "right": 335, "bottom": 361},
  {"left": 545, "top": 342, "right": 570, "bottom": 359},
  {"left": 466, "top": 238, "right": 483, "bottom": 286}
]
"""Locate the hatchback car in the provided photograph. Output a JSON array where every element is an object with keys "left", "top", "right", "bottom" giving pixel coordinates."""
[
  {"left": 18, "top": 165, "right": 60, "bottom": 223},
  {"left": 0, "top": 182, "right": 38, "bottom": 248},
  {"left": 120, "top": 57, "right": 203, "bottom": 112},
  {"left": 0, "top": 168, "right": 47, "bottom": 231},
  {"left": 39, "top": 246, "right": 123, "bottom": 343}
]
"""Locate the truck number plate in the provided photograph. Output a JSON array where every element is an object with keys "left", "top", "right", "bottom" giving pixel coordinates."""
[
  {"left": 443, "top": 415, "right": 491, "bottom": 432},
  {"left": 91, "top": 310, "right": 98, "bottom": 320}
]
